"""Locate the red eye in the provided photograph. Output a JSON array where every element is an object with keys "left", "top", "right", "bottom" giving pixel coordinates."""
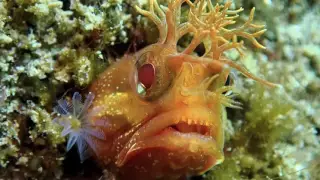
[{"left": 137, "top": 63, "right": 155, "bottom": 89}]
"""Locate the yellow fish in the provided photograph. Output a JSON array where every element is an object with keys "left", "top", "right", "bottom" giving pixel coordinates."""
[{"left": 87, "top": 0, "right": 276, "bottom": 179}]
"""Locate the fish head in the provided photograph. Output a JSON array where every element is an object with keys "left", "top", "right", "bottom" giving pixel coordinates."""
[{"left": 89, "top": 44, "right": 226, "bottom": 179}]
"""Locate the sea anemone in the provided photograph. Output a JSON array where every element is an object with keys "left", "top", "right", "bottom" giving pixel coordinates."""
[{"left": 53, "top": 92, "right": 106, "bottom": 162}]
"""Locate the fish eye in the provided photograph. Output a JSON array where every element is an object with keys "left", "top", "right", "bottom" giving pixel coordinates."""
[
  {"left": 133, "top": 51, "right": 173, "bottom": 101},
  {"left": 137, "top": 63, "right": 155, "bottom": 96}
]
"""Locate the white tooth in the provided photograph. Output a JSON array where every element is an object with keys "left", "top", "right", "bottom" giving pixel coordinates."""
[
  {"left": 181, "top": 116, "right": 186, "bottom": 123},
  {"left": 194, "top": 118, "right": 198, "bottom": 125},
  {"left": 190, "top": 114, "right": 193, "bottom": 119}
]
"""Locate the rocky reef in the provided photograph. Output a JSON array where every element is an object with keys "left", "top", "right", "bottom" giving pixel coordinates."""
[
  {"left": 0, "top": 0, "right": 133, "bottom": 178},
  {"left": 0, "top": 0, "right": 319, "bottom": 179},
  {"left": 205, "top": 0, "right": 320, "bottom": 179}
]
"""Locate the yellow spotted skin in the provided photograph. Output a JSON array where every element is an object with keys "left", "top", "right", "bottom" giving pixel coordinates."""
[{"left": 90, "top": 58, "right": 154, "bottom": 125}]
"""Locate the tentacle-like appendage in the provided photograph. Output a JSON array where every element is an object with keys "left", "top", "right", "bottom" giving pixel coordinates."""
[
  {"left": 207, "top": 85, "right": 242, "bottom": 109},
  {"left": 219, "top": 94, "right": 242, "bottom": 109},
  {"left": 218, "top": 36, "right": 245, "bottom": 58},
  {"left": 202, "top": 75, "right": 220, "bottom": 90},
  {"left": 218, "top": 58, "right": 278, "bottom": 88},
  {"left": 53, "top": 92, "right": 108, "bottom": 162},
  {"left": 177, "top": 22, "right": 192, "bottom": 39},
  {"left": 183, "top": 30, "right": 209, "bottom": 54},
  {"left": 179, "top": 1, "right": 267, "bottom": 61},
  {"left": 139, "top": 0, "right": 276, "bottom": 88},
  {"left": 135, "top": 0, "right": 167, "bottom": 43},
  {"left": 177, "top": 54, "right": 277, "bottom": 88},
  {"left": 164, "top": 0, "right": 186, "bottom": 45},
  {"left": 180, "top": 72, "right": 242, "bottom": 109},
  {"left": 153, "top": 0, "right": 165, "bottom": 19},
  {"left": 219, "top": 8, "right": 266, "bottom": 51}
]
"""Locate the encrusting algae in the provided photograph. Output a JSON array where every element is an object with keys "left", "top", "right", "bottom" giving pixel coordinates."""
[{"left": 0, "top": 0, "right": 132, "bottom": 178}]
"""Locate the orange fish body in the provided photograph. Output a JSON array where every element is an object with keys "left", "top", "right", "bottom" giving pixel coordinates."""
[
  {"left": 88, "top": 0, "right": 276, "bottom": 179},
  {"left": 89, "top": 49, "right": 225, "bottom": 179}
]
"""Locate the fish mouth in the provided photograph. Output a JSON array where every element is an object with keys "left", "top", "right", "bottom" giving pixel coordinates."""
[{"left": 115, "top": 106, "right": 224, "bottom": 173}]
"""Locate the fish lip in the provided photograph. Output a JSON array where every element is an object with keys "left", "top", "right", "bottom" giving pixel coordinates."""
[
  {"left": 115, "top": 106, "right": 220, "bottom": 166},
  {"left": 119, "top": 128, "right": 222, "bottom": 175}
]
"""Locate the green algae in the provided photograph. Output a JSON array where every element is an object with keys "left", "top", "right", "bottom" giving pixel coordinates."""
[
  {"left": 204, "top": 1, "right": 320, "bottom": 179},
  {"left": 202, "top": 1, "right": 320, "bottom": 179}
]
